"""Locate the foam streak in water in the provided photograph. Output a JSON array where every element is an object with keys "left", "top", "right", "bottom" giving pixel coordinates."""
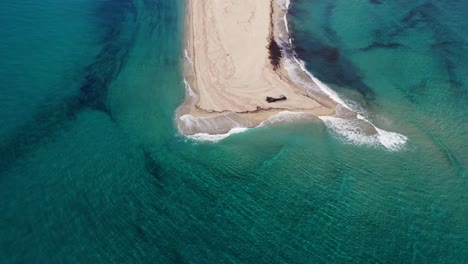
[
  {"left": 186, "top": 127, "right": 248, "bottom": 142},
  {"left": 179, "top": 114, "right": 248, "bottom": 142},
  {"left": 183, "top": 78, "right": 197, "bottom": 98},
  {"left": 184, "top": 49, "right": 193, "bottom": 65}
]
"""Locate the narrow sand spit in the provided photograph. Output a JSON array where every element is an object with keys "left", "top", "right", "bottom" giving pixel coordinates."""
[
  {"left": 176, "top": 0, "right": 407, "bottom": 151},
  {"left": 177, "top": 0, "right": 337, "bottom": 135}
]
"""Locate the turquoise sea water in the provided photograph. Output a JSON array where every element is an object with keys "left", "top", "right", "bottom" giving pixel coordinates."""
[{"left": 0, "top": 0, "right": 466, "bottom": 263}]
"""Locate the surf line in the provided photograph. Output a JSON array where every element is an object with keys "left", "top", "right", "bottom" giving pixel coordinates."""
[
  {"left": 276, "top": 0, "right": 407, "bottom": 151},
  {"left": 177, "top": 0, "right": 408, "bottom": 151}
]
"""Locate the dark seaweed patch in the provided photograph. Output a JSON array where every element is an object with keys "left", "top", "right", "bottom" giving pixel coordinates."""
[
  {"left": 386, "top": 2, "right": 434, "bottom": 39},
  {"left": 290, "top": 37, "right": 375, "bottom": 100},
  {"left": 319, "top": 47, "right": 340, "bottom": 61},
  {"left": 360, "top": 42, "right": 406, "bottom": 51},
  {"left": 266, "top": 95, "right": 287, "bottom": 103},
  {"left": 268, "top": 38, "right": 282, "bottom": 70},
  {"left": 323, "top": 3, "right": 338, "bottom": 41},
  {"left": 143, "top": 149, "right": 163, "bottom": 179},
  {"left": 369, "top": 0, "right": 383, "bottom": 5},
  {"left": 0, "top": 0, "right": 137, "bottom": 173},
  {"left": 287, "top": 2, "right": 375, "bottom": 100}
]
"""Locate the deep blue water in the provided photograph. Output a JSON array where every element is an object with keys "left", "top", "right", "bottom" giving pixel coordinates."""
[{"left": 0, "top": 0, "right": 467, "bottom": 263}]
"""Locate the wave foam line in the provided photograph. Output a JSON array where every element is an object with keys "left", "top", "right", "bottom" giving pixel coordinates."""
[
  {"left": 184, "top": 49, "right": 193, "bottom": 65},
  {"left": 292, "top": 58, "right": 408, "bottom": 150},
  {"left": 183, "top": 78, "right": 197, "bottom": 98},
  {"left": 186, "top": 127, "right": 248, "bottom": 142},
  {"left": 293, "top": 57, "right": 352, "bottom": 111},
  {"left": 319, "top": 116, "right": 407, "bottom": 151},
  {"left": 179, "top": 111, "right": 314, "bottom": 143},
  {"left": 178, "top": 114, "right": 246, "bottom": 142},
  {"left": 276, "top": 0, "right": 407, "bottom": 151}
]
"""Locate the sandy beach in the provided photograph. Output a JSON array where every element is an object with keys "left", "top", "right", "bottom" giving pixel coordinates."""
[{"left": 177, "top": 0, "right": 337, "bottom": 135}]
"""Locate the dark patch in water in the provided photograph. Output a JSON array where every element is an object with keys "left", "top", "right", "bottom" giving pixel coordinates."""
[
  {"left": 143, "top": 149, "right": 163, "bottom": 179},
  {"left": 0, "top": 100, "right": 78, "bottom": 173},
  {"left": 323, "top": 3, "right": 338, "bottom": 41},
  {"left": 268, "top": 38, "right": 282, "bottom": 70},
  {"left": 438, "top": 47, "right": 466, "bottom": 98},
  {"left": 144, "top": 1, "right": 180, "bottom": 35},
  {"left": 0, "top": 0, "right": 137, "bottom": 173},
  {"left": 288, "top": 2, "right": 375, "bottom": 101},
  {"left": 360, "top": 42, "right": 406, "bottom": 51},
  {"left": 401, "top": 2, "right": 433, "bottom": 25},
  {"left": 387, "top": 2, "right": 434, "bottom": 39},
  {"left": 291, "top": 39, "right": 375, "bottom": 101},
  {"left": 369, "top": 0, "right": 383, "bottom": 4},
  {"left": 396, "top": 3, "right": 467, "bottom": 100},
  {"left": 77, "top": 39, "right": 133, "bottom": 115},
  {"left": 317, "top": 47, "right": 340, "bottom": 61}
]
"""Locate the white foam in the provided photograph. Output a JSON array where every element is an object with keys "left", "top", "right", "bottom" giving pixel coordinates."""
[
  {"left": 275, "top": 0, "right": 408, "bottom": 151},
  {"left": 319, "top": 116, "right": 407, "bottom": 151},
  {"left": 184, "top": 49, "right": 193, "bottom": 65},
  {"left": 319, "top": 116, "right": 381, "bottom": 146},
  {"left": 282, "top": 0, "right": 291, "bottom": 33},
  {"left": 187, "top": 127, "right": 248, "bottom": 142},
  {"left": 178, "top": 113, "right": 247, "bottom": 142},
  {"left": 275, "top": 0, "right": 351, "bottom": 110},
  {"left": 311, "top": 75, "right": 408, "bottom": 151},
  {"left": 293, "top": 57, "right": 352, "bottom": 110},
  {"left": 179, "top": 111, "right": 316, "bottom": 143},
  {"left": 183, "top": 78, "right": 197, "bottom": 98},
  {"left": 277, "top": 0, "right": 291, "bottom": 9},
  {"left": 375, "top": 127, "right": 408, "bottom": 151},
  {"left": 283, "top": 15, "right": 289, "bottom": 34},
  {"left": 351, "top": 111, "right": 408, "bottom": 151}
]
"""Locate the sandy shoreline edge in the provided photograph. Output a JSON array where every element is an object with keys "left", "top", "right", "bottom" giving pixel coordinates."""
[
  {"left": 176, "top": 0, "right": 408, "bottom": 150},
  {"left": 177, "top": 0, "right": 340, "bottom": 135}
]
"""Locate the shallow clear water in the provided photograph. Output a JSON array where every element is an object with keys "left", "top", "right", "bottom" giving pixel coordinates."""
[{"left": 0, "top": 0, "right": 467, "bottom": 263}]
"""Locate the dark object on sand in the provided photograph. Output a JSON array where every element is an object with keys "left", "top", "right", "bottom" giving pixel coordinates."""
[
  {"left": 266, "top": 95, "right": 287, "bottom": 103},
  {"left": 268, "top": 37, "right": 282, "bottom": 70}
]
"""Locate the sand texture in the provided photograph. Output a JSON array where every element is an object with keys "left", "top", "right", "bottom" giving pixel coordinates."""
[{"left": 177, "top": 0, "right": 337, "bottom": 135}]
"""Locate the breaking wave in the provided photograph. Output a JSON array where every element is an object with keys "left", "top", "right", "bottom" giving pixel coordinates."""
[
  {"left": 275, "top": 0, "right": 407, "bottom": 151},
  {"left": 319, "top": 116, "right": 407, "bottom": 151},
  {"left": 186, "top": 127, "right": 248, "bottom": 142},
  {"left": 178, "top": 114, "right": 247, "bottom": 142}
]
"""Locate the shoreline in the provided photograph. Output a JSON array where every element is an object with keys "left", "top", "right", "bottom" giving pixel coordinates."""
[
  {"left": 176, "top": 0, "right": 337, "bottom": 136},
  {"left": 176, "top": 0, "right": 408, "bottom": 151}
]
